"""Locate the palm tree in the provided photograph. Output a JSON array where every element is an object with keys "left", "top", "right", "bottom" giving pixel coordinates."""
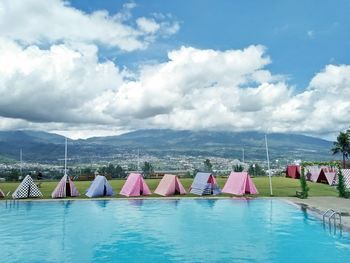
[{"left": 332, "top": 131, "right": 350, "bottom": 168}]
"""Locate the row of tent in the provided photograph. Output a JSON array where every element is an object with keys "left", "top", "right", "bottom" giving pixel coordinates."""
[
  {"left": 0, "top": 171, "right": 258, "bottom": 199},
  {"left": 286, "top": 165, "right": 350, "bottom": 188}
]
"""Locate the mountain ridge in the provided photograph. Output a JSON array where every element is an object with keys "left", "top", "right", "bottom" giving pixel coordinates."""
[{"left": 0, "top": 129, "right": 334, "bottom": 163}]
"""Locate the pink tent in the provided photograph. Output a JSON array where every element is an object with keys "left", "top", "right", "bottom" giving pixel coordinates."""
[
  {"left": 0, "top": 188, "right": 4, "bottom": 198},
  {"left": 120, "top": 173, "right": 152, "bottom": 197},
  {"left": 222, "top": 172, "right": 258, "bottom": 195},
  {"left": 51, "top": 174, "right": 80, "bottom": 198},
  {"left": 305, "top": 166, "right": 321, "bottom": 182},
  {"left": 154, "top": 174, "right": 186, "bottom": 196}
]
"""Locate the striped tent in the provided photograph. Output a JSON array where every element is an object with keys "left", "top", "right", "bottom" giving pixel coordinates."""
[
  {"left": 317, "top": 167, "right": 337, "bottom": 185},
  {"left": 51, "top": 174, "right": 80, "bottom": 198},
  {"left": 341, "top": 169, "right": 350, "bottom": 189},
  {"left": 12, "top": 175, "right": 43, "bottom": 199},
  {"left": 190, "top": 172, "right": 221, "bottom": 195},
  {"left": 0, "top": 188, "right": 4, "bottom": 198}
]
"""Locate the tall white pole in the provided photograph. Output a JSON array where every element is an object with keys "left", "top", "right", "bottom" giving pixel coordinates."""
[
  {"left": 137, "top": 148, "right": 140, "bottom": 172},
  {"left": 265, "top": 134, "right": 273, "bottom": 196},
  {"left": 242, "top": 148, "right": 245, "bottom": 163},
  {"left": 64, "top": 137, "right": 67, "bottom": 175},
  {"left": 20, "top": 148, "right": 23, "bottom": 176}
]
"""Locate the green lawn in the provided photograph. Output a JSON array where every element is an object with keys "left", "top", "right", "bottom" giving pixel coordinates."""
[{"left": 0, "top": 176, "right": 338, "bottom": 199}]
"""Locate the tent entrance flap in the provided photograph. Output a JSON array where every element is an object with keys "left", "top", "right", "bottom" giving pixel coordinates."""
[{"left": 66, "top": 182, "right": 71, "bottom": 197}]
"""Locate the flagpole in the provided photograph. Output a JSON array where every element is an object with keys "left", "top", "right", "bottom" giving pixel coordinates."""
[
  {"left": 64, "top": 137, "right": 67, "bottom": 176},
  {"left": 265, "top": 134, "right": 273, "bottom": 196},
  {"left": 137, "top": 148, "right": 140, "bottom": 172},
  {"left": 20, "top": 148, "right": 23, "bottom": 177}
]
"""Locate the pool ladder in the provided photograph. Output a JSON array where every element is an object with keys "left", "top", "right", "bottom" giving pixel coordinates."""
[
  {"left": 4, "top": 191, "right": 19, "bottom": 208},
  {"left": 323, "top": 209, "right": 342, "bottom": 232}
]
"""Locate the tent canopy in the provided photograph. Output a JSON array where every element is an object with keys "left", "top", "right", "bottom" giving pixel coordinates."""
[
  {"left": 120, "top": 173, "right": 152, "bottom": 197},
  {"left": 317, "top": 167, "right": 337, "bottom": 185},
  {"left": 190, "top": 172, "right": 221, "bottom": 195},
  {"left": 305, "top": 166, "right": 321, "bottom": 182},
  {"left": 12, "top": 175, "right": 43, "bottom": 199},
  {"left": 52, "top": 174, "right": 80, "bottom": 198},
  {"left": 286, "top": 165, "right": 300, "bottom": 179},
  {"left": 341, "top": 169, "right": 350, "bottom": 189},
  {"left": 86, "top": 175, "right": 114, "bottom": 198},
  {"left": 154, "top": 174, "right": 186, "bottom": 196},
  {"left": 222, "top": 172, "right": 258, "bottom": 195}
]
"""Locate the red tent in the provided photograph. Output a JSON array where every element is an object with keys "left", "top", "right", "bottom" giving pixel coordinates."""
[{"left": 286, "top": 165, "right": 300, "bottom": 179}]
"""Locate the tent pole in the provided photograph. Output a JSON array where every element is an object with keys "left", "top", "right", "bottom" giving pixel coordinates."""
[{"left": 265, "top": 134, "right": 273, "bottom": 196}]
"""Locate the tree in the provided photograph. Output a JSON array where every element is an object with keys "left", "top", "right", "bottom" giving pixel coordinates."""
[
  {"left": 248, "top": 164, "right": 266, "bottom": 176},
  {"left": 106, "top": 163, "right": 115, "bottom": 177},
  {"left": 115, "top": 165, "right": 126, "bottom": 178},
  {"left": 142, "top": 162, "right": 154, "bottom": 178},
  {"left": 203, "top": 159, "right": 213, "bottom": 172},
  {"left": 233, "top": 164, "right": 244, "bottom": 172},
  {"left": 332, "top": 131, "right": 350, "bottom": 168},
  {"left": 192, "top": 168, "right": 199, "bottom": 178},
  {"left": 336, "top": 169, "right": 348, "bottom": 198},
  {"left": 299, "top": 167, "right": 310, "bottom": 199}
]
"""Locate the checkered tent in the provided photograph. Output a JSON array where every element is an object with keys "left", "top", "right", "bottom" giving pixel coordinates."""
[
  {"left": 341, "top": 169, "right": 350, "bottom": 189},
  {"left": 0, "top": 188, "right": 4, "bottom": 198},
  {"left": 51, "top": 174, "right": 80, "bottom": 198},
  {"left": 12, "top": 175, "right": 43, "bottom": 199}
]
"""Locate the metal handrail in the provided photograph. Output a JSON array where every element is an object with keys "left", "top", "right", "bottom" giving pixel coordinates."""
[
  {"left": 329, "top": 212, "right": 342, "bottom": 229},
  {"left": 323, "top": 209, "right": 335, "bottom": 223},
  {"left": 323, "top": 208, "right": 342, "bottom": 233}
]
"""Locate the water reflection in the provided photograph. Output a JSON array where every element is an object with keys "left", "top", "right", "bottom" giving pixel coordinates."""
[{"left": 195, "top": 198, "right": 218, "bottom": 209}]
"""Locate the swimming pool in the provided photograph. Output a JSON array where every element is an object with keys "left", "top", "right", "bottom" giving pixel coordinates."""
[{"left": 1, "top": 199, "right": 350, "bottom": 262}]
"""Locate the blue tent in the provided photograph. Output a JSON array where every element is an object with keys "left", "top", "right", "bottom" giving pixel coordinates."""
[
  {"left": 86, "top": 175, "right": 115, "bottom": 197},
  {"left": 190, "top": 172, "right": 221, "bottom": 195}
]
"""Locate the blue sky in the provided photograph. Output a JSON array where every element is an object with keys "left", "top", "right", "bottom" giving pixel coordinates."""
[
  {"left": 0, "top": 0, "right": 350, "bottom": 139},
  {"left": 69, "top": 0, "right": 350, "bottom": 89}
]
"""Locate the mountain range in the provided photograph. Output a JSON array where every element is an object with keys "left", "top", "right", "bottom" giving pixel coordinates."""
[{"left": 0, "top": 129, "right": 334, "bottom": 164}]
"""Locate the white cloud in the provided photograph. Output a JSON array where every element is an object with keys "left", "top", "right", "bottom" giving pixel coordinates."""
[
  {"left": 0, "top": 36, "right": 349, "bottom": 139},
  {"left": 137, "top": 17, "right": 161, "bottom": 34},
  {"left": 0, "top": 38, "right": 123, "bottom": 124},
  {"left": 0, "top": 0, "right": 179, "bottom": 51}
]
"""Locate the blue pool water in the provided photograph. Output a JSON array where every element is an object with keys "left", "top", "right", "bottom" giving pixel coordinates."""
[{"left": 1, "top": 199, "right": 350, "bottom": 263}]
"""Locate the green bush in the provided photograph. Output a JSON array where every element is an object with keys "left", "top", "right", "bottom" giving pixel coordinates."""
[
  {"left": 337, "top": 169, "right": 349, "bottom": 198},
  {"left": 299, "top": 167, "right": 309, "bottom": 199}
]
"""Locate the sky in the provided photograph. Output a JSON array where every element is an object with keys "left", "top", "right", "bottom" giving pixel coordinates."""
[{"left": 0, "top": 0, "right": 349, "bottom": 139}]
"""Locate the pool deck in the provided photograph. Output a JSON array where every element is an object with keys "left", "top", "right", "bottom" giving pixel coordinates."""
[{"left": 284, "top": 197, "right": 350, "bottom": 228}]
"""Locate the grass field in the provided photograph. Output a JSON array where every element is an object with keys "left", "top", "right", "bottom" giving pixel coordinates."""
[{"left": 0, "top": 176, "right": 338, "bottom": 199}]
